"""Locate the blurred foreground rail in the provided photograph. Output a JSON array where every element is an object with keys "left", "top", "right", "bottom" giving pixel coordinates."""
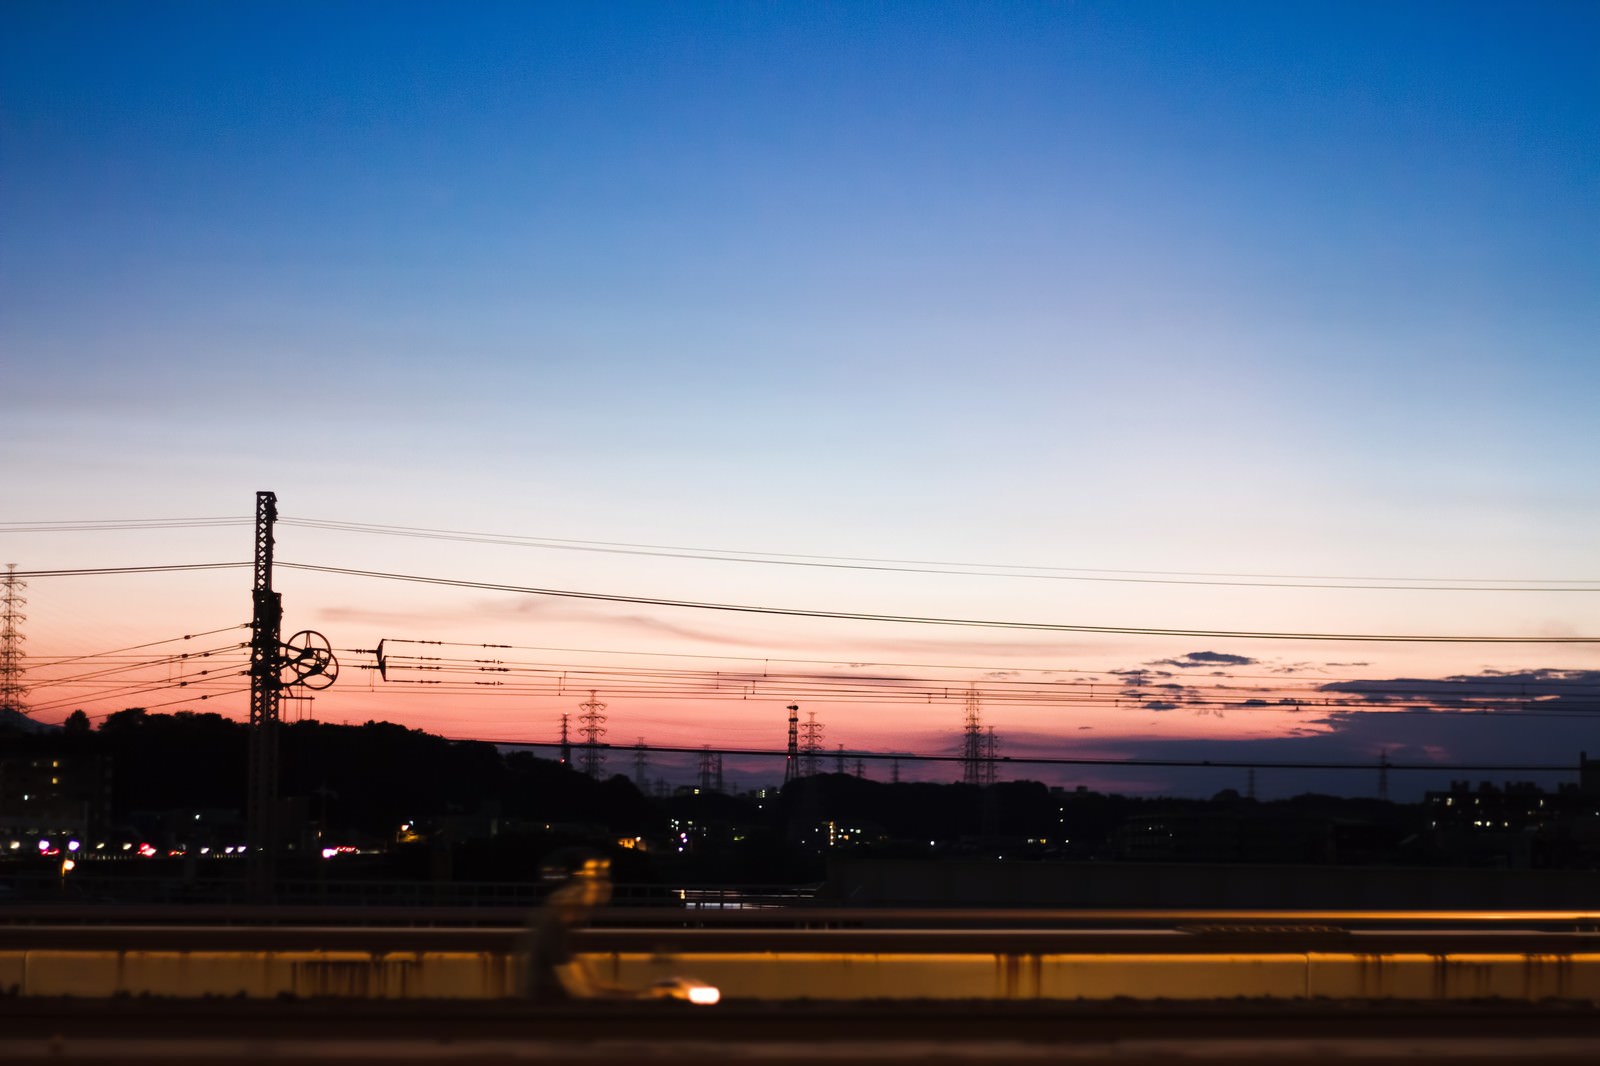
[
  {"left": 6, "top": 907, "right": 1600, "bottom": 1001},
  {"left": 3, "top": 999, "right": 1600, "bottom": 1064}
]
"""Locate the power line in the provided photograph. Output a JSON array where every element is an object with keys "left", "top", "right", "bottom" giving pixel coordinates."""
[
  {"left": 7, "top": 514, "right": 1594, "bottom": 590},
  {"left": 24, "top": 664, "right": 249, "bottom": 714},
  {"left": 0, "top": 518, "right": 249, "bottom": 533},
  {"left": 10, "top": 563, "right": 249, "bottom": 578},
  {"left": 26, "top": 643, "right": 248, "bottom": 690},
  {"left": 71, "top": 685, "right": 252, "bottom": 720},
  {"left": 369, "top": 681, "right": 1600, "bottom": 717},
  {"left": 465, "top": 738, "right": 1589, "bottom": 775},
  {"left": 20, "top": 625, "right": 251, "bottom": 670},
  {"left": 361, "top": 645, "right": 1600, "bottom": 713},
  {"left": 281, "top": 562, "right": 1599, "bottom": 644},
  {"left": 280, "top": 516, "right": 1600, "bottom": 592},
  {"left": 367, "top": 639, "right": 1600, "bottom": 694}
]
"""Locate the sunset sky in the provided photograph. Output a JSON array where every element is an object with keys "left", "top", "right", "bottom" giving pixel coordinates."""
[{"left": 3, "top": 2, "right": 1597, "bottom": 798}]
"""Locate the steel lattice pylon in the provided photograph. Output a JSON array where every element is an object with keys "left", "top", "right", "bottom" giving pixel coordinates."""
[
  {"left": 0, "top": 564, "right": 27, "bottom": 717},
  {"left": 244, "top": 492, "right": 337, "bottom": 900},
  {"left": 578, "top": 690, "right": 607, "bottom": 778},
  {"left": 799, "top": 711, "right": 824, "bottom": 777},
  {"left": 962, "top": 685, "right": 984, "bottom": 786},
  {"left": 783, "top": 704, "right": 800, "bottom": 785},
  {"left": 247, "top": 492, "right": 283, "bottom": 898}
]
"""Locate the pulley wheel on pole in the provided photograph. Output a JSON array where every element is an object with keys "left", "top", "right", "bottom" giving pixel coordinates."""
[{"left": 278, "top": 629, "right": 339, "bottom": 690}]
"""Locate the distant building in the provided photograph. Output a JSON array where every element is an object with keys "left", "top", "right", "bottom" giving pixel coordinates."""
[
  {"left": 1422, "top": 775, "right": 1600, "bottom": 869},
  {"left": 0, "top": 740, "right": 112, "bottom": 846},
  {"left": 1109, "top": 811, "right": 1336, "bottom": 864}
]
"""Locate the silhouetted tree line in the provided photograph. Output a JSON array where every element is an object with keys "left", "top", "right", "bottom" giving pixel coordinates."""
[{"left": 1, "top": 710, "right": 1464, "bottom": 884}]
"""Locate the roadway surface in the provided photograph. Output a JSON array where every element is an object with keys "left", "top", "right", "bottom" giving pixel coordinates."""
[{"left": 3, "top": 998, "right": 1600, "bottom": 1064}]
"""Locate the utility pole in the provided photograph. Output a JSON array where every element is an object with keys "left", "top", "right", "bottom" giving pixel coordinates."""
[
  {"left": 699, "top": 747, "right": 715, "bottom": 791},
  {"left": 247, "top": 492, "right": 283, "bottom": 900},
  {"left": 0, "top": 565, "right": 26, "bottom": 717},
  {"left": 244, "top": 492, "right": 337, "bottom": 901},
  {"left": 558, "top": 713, "right": 571, "bottom": 765}
]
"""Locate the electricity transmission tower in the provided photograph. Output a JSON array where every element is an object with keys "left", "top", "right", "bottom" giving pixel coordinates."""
[
  {"left": 784, "top": 704, "right": 800, "bottom": 785},
  {"left": 800, "top": 711, "right": 824, "bottom": 777},
  {"left": 578, "top": 690, "right": 607, "bottom": 778},
  {"left": 0, "top": 565, "right": 26, "bottom": 718},
  {"left": 633, "top": 739, "right": 649, "bottom": 791},
  {"left": 962, "top": 685, "right": 985, "bottom": 785},
  {"left": 981, "top": 725, "right": 999, "bottom": 786}
]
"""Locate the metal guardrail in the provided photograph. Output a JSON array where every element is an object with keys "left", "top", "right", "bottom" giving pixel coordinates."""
[{"left": 0, "top": 872, "right": 821, "bottom": 911}]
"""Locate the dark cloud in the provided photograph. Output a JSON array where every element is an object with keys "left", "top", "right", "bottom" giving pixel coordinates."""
[
  {"left": 1111, "top": 668, "right": 1173, "bottom": 689},
  {"left": 1069, "top": 708, "right": 1592, "bottom": 801},
  {"left": 1319, "top": 669, "right": 1600, "bottom": 711},
  {"left": 1153, "top": 651, "right": 1258, "bottom": 669},
  {"left": 945, "top": 665, "right": 1600, "bottom": 799}
]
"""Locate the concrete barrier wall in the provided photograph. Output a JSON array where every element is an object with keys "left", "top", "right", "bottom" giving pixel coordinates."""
[
  {"left": 5, "top": 948, "right": 1600, "bottom": 1001},
  {"left": 594, "top": 951, "right": 1600, "bottom": 1001},
  {"left": 0, "top": 951, "right": 516, "bottom": 999},
  {"left": 827, "top": 858, "right": 1600, "bottom": 908}
]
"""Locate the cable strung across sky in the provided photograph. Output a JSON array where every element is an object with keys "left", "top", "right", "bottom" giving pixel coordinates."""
[
  {"left": 6, "top": 515, "right": 1598, "bottom": 591},
  {"left": 278, "top": 562, "right": 1599, "bottom": 644},
  {"left": 11, "top": 560, "right": 1596, "bottom": 644},
  {"left": 478, "top": 738, "right": 1587, "bottom": 775},
  {"left": 278, "top": 515, "right": 1600, "bottom": 592}
]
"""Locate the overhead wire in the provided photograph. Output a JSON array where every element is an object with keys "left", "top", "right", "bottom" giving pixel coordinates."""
[
  {"left": 281, "top": 516, "right": 1600, "bottom": 592},
  {"left": 6, "top": 512, "right": 1593, "bottom": 590},
  {"left": 461, "top": 738, "right": 1590, "bottom": 775},
  {"left": 10, "top": 563, "right": 249, "bottom": 578},
  {"left": 21, "top": 625, "right": 249, "bottom": 669},
  {"left": 282, "top": 562, "right": 1600, "bottom": 643},
  {"left": 24, "top": 664, "right": 250, "bottom": 715},
  {"left": 75, "top": 686, "right": 251, "bottom": 719},
  {"left": 367, "top": 638, "right": 1600, "bottom": 694},
  {"left": 0, "top": 517, "right": 249, "bottom": 533},
  {"left": 361, "top": 649, "right": 1600, "bottom": 715},
  {"left": 26, "top": 642, "right": 249, "bottom": 690}
]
